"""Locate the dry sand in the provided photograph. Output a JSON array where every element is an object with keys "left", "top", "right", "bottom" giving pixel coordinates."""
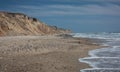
[{"left": 0, "top": 35, "right": 103, "bottom": 72}]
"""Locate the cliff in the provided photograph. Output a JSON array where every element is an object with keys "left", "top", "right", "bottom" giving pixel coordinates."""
[{"left": 0, "top": 11, "right": 71, "bottom": 36}]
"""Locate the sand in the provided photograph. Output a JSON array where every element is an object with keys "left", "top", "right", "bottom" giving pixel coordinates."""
[{"left": 0, "top": 35, "right": 103, "bottom": 72}]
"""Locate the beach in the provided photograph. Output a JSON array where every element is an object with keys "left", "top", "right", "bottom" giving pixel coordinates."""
[{"left": 0, "top": 35, "right": 102, "bottom": 72}]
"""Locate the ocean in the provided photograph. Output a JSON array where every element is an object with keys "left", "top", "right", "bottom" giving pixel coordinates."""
[{"left": 72, "top": 33, "right": 120, "bottom": 72}]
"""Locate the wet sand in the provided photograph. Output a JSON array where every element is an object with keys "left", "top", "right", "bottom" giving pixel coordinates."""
[{"left": 0, "top": 35, "right": 103, "bottom": 72}]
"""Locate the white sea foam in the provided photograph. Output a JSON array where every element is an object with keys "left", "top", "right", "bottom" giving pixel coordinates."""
[
  {"left": 73, "top": 32, "right": 120, "bottom": 40},
  {"left": 80, "top": 68, "right": 120, "bottom": 72},
  {"left": 73, "top": 33, "right": 120, "bottom": 72},
  {"left": 79, "top": 57, "right": 120, "bottom": 68}
]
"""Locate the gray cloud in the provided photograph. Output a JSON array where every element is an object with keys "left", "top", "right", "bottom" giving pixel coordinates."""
[
  {"left": 44, "top": 0, "right": 120, "bottom": 2},
  {"left": 82, "top": 0, "right": 120, "bottom": 2},
  {"left": 17, "top": 4, "right": 120, "bottom": 17}
]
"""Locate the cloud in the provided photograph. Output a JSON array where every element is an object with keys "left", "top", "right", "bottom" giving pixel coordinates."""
[
  {"left": 42, "top": 0, "right": 120, "bottom": 2},
  {"left": 17, "top": 4, "right": 120, "bottom": 17},
  {"left": 82, "top": 0, "right": 120, "bottom": 2}
]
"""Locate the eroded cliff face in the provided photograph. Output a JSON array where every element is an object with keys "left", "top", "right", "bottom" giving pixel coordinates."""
[{"left": 0, "top": 11, "right": 71, "bottom": 36}]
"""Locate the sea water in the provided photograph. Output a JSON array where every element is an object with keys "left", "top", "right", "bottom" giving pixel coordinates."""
[{"left": 72, "top": 33, "right": 120, "bottom": 72}]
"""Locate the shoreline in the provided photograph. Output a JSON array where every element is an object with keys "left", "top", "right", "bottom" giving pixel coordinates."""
[{"left": 0, "top": 35, "right": 103, "bottom": 72}]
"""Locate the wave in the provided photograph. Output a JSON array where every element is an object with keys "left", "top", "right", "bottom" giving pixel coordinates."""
[
  {"left": 72, "top": 33, "right": 120, "bottom": 72},
  {"left": 72, "top": 32, "right": 120, "bottom": 40},
  {"left": 81, "top": 68, "right": 120, "bottom": 72}
]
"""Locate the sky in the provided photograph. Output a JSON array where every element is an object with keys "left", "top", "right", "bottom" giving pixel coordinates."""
[{"left": 0, "top": 0, "right": 120, "bottom": 33}]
